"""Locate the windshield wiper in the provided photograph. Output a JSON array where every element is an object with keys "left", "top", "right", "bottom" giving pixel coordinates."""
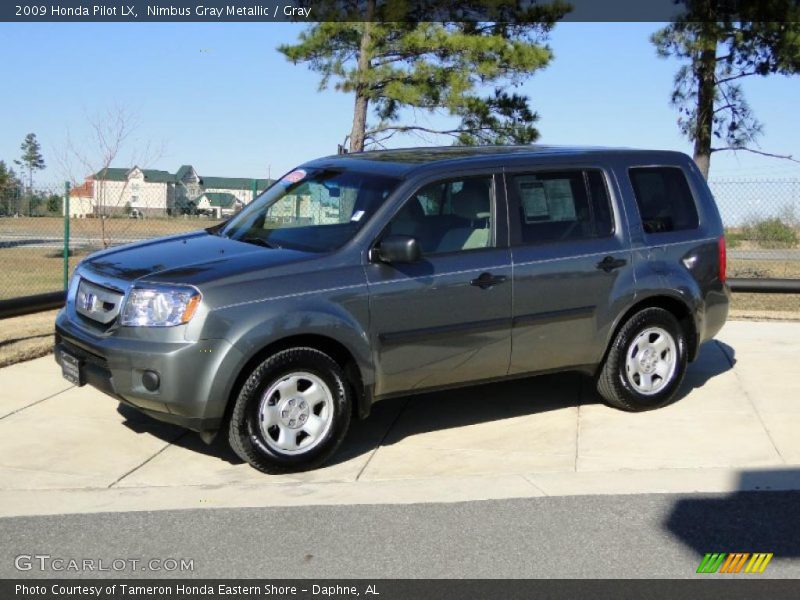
[{"left": 242, "top": 237, "right": 281, "bottom": 249}]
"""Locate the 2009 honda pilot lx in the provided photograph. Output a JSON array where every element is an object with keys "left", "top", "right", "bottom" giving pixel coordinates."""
[{"left": 55, "top": 146, "right": 729, "bottom": 473}]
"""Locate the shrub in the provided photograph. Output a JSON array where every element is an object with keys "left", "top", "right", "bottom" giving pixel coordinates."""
[
  {"left": 745, "top": 218, "right": 798, "bottom": 248},
  {"left": 724, "top": 228, "right": 744, "bottom": 248}
]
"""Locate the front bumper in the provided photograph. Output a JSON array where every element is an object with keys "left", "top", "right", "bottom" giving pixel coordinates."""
[{"left": 55, "top": 310, "right": 243, "bottom": 433}]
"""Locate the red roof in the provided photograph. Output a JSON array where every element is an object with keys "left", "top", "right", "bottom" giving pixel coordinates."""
[{"left": 70, "top": 179, "right": 93, "bottom": 198}]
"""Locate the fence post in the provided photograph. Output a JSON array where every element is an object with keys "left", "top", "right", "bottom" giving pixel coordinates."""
[
  {"left": 251, "top": 178, "right": 257, "bottom": 204},
  {"left": 63, "top": 181, "right": 70, "bottom": 290}
]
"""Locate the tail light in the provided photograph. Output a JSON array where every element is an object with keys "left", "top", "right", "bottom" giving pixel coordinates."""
[{"left": 718, "top": 236, "right": 727, "bottom": 284}]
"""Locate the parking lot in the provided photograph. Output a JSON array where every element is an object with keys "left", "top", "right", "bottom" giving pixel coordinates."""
[{"left": 1, "top": 319, "right": 799, "bottom": 518}]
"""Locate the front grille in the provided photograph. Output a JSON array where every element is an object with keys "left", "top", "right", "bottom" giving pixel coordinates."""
[{"left": 75, "top": 278, "right": 124, "bottom": 325}]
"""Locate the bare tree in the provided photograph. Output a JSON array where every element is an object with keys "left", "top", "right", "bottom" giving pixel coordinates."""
[{"left": 55, "top": 105, "right": 165, "bottom": 248}]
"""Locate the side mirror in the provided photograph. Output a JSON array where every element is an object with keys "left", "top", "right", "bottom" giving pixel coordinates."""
[{"left": 374, "top": 234, "right": 421, "bottom": 264}]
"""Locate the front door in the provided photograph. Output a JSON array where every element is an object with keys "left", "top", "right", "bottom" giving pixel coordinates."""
[{"left": 366, "top": 174, "right": 512, "bottom": 397}]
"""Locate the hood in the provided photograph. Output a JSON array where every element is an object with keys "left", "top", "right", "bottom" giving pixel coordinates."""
[{"left": 81, "top": 230, "right": 319, "bottom": 286}]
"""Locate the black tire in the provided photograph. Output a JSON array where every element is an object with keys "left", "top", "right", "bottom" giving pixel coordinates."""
[
  {"left": 228, "top": 347, "right": 352, "bottom": 474},
  {"left": 597, "top": 307, "right": 688, "bottom": 412}
]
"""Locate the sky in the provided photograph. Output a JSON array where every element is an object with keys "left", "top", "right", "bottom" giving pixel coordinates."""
[{"left": 1, "top": 21, "right": 799, "bottom": 190}]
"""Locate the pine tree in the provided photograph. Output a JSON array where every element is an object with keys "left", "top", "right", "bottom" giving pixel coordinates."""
[
  {"left": 0, "top": 160, "right": 22, "bottom": 215},
  {"left": 279, "top": 1, "right": 570, "bottom": 152},
  {"left": 0, "top": 160, "right": 12, "bottom": 194},
  {"left": 15, "top": 133, "right": 46, "bottom": 194},
  {"left": 652, "top": 0, "right": 800, "bottom": 178}
]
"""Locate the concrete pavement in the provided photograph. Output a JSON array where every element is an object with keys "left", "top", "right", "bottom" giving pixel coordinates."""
[{"left": 1, "top": 320, "right": 799, "bottom": 517}]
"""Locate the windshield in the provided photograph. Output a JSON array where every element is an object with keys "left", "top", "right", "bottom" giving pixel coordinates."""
[{"left": 219, "top": 167, "right": 400, "bottom": 252}]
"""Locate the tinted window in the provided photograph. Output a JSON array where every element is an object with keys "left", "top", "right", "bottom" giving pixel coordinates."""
[
  {"left": 386, "top": 176, "right": 493, "bottom": 255},
  {"left": 629, "top": 167, "right": 699, "bottom": 234},
  {"left": 510, "top": 170, "right": 614, "bottom": 245}
]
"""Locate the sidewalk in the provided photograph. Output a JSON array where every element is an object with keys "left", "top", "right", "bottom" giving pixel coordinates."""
[{"left": 1, "top": 320, "right": 799, "bottom": 517}]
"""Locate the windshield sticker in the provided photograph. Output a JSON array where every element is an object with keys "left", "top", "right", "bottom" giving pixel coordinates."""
[
  {"left": 351, "top": 210, "right": 365, "bottom": 222},
  {"left": 281, "top": 169, "right": 306, "bottom": 184}
]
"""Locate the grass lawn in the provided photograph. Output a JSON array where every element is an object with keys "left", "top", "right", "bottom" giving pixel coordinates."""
[
  {"left": 0, "top": 215, "right": 221, "bottom": 238},
  {"left": 0, "top": 217, "right": 220, "bottom": 300},
  {"left": 0, "top": 309, "right": 59, "bottom": 368},
  {"left": 0, "top": 248, "right": 84, "bottom": 299}
]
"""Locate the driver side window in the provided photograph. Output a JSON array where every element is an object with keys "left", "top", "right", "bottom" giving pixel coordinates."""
[{"left": 387, "top": 176, "right": 494, "bottom": 255}]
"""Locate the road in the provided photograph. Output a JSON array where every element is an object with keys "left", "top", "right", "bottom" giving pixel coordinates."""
[{"left": 1, "top": 491, "right": 798, "bottom": 579}]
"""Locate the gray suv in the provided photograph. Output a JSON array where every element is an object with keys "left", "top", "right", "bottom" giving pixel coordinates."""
[{"left": 55, "top": 146, "right": 729, "bottom": 473}]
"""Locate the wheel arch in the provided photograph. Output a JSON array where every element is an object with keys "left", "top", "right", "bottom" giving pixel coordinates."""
[
  {"left": 603, "top": 293, "right": 699, "bottom": 370},
  {"left": 224, "top": 333, "right": 370, "bottom": 429}
]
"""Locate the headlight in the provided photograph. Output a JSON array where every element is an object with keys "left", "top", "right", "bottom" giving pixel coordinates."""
[{"left": 121, "top": 286, "right": 201, "bottom": 327}]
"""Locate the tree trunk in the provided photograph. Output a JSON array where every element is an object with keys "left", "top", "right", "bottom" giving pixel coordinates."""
[
  {"left": 348, "top": 15, "right": 373, "bottom": 153},
  {"left": 692, "top": 19, "right": 717, "bottom": 180},
  {"left": 349, "top": 93, "right": 369, "bottom": 153}
]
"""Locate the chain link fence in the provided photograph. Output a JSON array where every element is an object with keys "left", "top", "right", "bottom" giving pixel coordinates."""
[
  {"left": 1, "top": 178, "right": 799, "bottom": 302},
  {"left": 709, "top": 179, "right": 800, "bottom": 280},
  {"left": 0, "top": 182, "right": 240, "bottom": 300}
]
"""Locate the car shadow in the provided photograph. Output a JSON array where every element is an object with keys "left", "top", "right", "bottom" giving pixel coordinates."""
[
  {"left": 664, "top": 469, "right": 800, "bottom": 561},
  {"left": 116, "top": 403, "right": 243, "bottom": 465},
  {"left": 116, "top": 339, "right": 736, "bottom": 469},
  {"left": 667, "top": 340, "right": 736, "bottom": 404}
]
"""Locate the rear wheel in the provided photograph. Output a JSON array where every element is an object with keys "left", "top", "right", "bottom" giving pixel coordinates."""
[
  {"left": 597, "top": 307, "right": 687, "bottom": 411},
  {"left": 228, "top": 347, "right": 352, "bottom": 473}
]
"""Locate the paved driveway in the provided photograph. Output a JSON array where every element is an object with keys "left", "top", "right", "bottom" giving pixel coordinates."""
[{"left": 0, "top": 320, "right": 798, "bottom": 517}]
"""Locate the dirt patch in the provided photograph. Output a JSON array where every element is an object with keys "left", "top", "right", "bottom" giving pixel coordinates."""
[
  {"left": 729, "top": 310, "right": 800, "bottom": 322},
  {"left": 730, "top": 292, "right": 800, "bottom": 314},
  {"left": 0, "top": 310, "right": 58, "bottom": 368},
  {"left": 729, "top": 259, "right": 800, "bottom": 280}
]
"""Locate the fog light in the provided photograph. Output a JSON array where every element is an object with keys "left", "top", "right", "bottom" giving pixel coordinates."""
[{"left": 142, "top": 370, "right": 160, "bottom": 392}]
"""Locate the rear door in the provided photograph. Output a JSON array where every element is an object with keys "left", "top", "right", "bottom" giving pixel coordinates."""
[
  {"left": 506, "top": 165, "right": 635, "bottom": 375},
  {"left": 366, "top": 172, "right": 512, "bottom": 396}
]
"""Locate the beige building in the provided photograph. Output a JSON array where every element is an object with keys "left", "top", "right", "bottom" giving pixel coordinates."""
[
  {"left": 68, "top": 165, "right": 272, "bottom": 217},
  {"left": 67, "top": 179, "right": 94, "bottom": 217}
]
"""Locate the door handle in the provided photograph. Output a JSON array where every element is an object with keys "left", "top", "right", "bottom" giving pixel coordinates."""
[
  {"left": 596, "top": 256, "right": 627, "bottom": 272},
  {"left": 470, "top": 272, "right": 507, "bottom": 289}
]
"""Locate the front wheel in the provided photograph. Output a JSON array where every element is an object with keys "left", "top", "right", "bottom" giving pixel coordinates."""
[
  {"left": 228, "top": 347, "right": 352, "bottom": 473},
  {"left": 597, "top": 307, "right": 688, "bottom": 411}
]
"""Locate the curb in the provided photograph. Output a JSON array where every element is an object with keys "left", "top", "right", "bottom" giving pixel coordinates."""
[{"left": 2, "top": 466, "right": 800, "bottom": 518}]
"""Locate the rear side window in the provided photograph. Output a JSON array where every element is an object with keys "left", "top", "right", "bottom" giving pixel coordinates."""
[
  {"left": 629, "top": 167, "right": 699, "bottom": 234},
  {"left": 509, "top": 169, "right": 614, "bottom": 245}
]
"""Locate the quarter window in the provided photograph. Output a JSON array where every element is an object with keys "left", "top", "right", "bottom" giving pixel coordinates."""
[
  {"left": 386, "top": 176, "right": 493, "bottom": 255},
  {"left": 509, "top": 170, "right": 614, "bottom": 245},
  {"left": 629, "top": 167, "right": 699, "bottom": 234}
]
